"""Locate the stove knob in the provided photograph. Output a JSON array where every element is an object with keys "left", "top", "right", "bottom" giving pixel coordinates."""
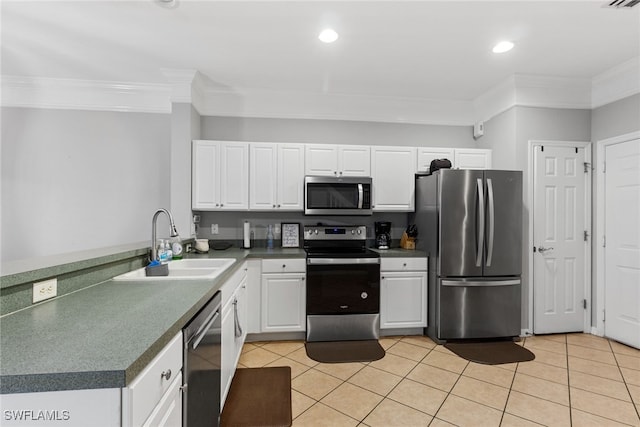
[
  {"left": 361, "top": 292, "right": 368, "bottom": 299},
  {"left": 351, "top": 230, "right": 355, "bottom": 235},
  {"left": 314, "top": 229, "right": 319, "bottom": 235},
  {"left": 357, "top": 229, "right": 362, "bottom": 235}
]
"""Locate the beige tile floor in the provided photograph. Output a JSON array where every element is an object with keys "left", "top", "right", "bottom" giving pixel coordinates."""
[{"left": 237, "top": 333, "right": 640, "bottom": 427}]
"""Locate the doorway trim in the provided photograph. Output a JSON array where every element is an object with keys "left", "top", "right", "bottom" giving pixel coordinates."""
[
  {"left": 595, "top": 130, "right": 640, "bottom": 337},
  {"left": 527, "top": 139, "right": 592, "bottom": 336}
]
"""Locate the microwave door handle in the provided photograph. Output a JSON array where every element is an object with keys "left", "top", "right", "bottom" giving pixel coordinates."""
[{"left": 357, "top": 184, "right": 363, "bottom": 209}]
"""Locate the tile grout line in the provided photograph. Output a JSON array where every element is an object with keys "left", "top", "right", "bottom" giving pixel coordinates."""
[{"left": 609, "top": 338, "right": 640, "bottom": 423}]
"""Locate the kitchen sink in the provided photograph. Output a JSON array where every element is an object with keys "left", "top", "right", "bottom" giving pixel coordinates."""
[{"left": 113, "top": 258, "right": 236, "bottom": 281}]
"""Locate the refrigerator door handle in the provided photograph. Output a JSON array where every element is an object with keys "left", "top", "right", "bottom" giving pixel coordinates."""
[
  {"left": 442, "top": 279, "right": 521, "bottom": 287},
  {"left": 486, "top": 178, "right": 495, "bottom": 267},
  {"left": 476, "top": 178, "right": 485, "bottom": 267}
]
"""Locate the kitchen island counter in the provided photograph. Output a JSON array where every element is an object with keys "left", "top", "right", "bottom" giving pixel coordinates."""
[{"left": 0, "top": 246, "right": 419, "bottom": 394}]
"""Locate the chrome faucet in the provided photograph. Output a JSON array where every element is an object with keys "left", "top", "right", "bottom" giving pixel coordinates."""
[{"left": 151, "top": 209, "right": 179, "bottom": 262}]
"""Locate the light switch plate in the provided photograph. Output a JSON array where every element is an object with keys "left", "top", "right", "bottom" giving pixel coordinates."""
[{"left": 33, "top": 278, "right": 57, "bottom": 303}]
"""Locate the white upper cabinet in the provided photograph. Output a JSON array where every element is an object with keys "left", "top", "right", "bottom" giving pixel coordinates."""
[
  {"left": 192, "top": 140, "right": 249, "bottom": 210},
  {"left": 305, "top": 144, "right": 370, "bottom": 177},
  {"left": 371, "top": 146, "right": 416, "bottom": 211},
  {"left": 454, "top": 148, "right": 492, "bottom": 169},
  {"left": 338, "top": 145, "right": 371, "bottom": 176},
  {"left": 417, "top": 147, "right": 455, "bottom": 173},
  {"left": 250, "top": 143, "right": 305, "bottom": 211},
  {"left": 416, "top": 147, "right": 492, "bottom": 172}
]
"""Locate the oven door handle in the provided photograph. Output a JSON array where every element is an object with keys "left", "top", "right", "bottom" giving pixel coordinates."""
[{"left": 307, "top": 258, "right": 380, "bottom": 265}]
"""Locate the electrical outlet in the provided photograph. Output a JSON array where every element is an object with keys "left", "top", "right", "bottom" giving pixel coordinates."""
[
  {"left": 33, "top": 278, "right": 57, "bottom": 303},
  {"left": 211, "top": 224, "right": 219, "bottom": 234},
  {"left": 193, "top": 214, "right": 200, "bottom": 224}
]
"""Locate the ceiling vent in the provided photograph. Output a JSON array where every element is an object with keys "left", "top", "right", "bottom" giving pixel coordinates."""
[{"left": 604, "top": 0, "right": 640, "bottom": 8}]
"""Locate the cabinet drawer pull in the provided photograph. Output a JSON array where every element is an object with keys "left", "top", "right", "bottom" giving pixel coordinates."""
[
  {"left": 161, "top": 369, "right": 172, "bottom": 381},
  {"left": 282, "top": 264, "right": 286, "bottom": 268}
]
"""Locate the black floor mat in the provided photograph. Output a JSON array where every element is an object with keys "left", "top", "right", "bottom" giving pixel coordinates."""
[
  {"left": 220, "top": 367, "right": 292, "bottom": 427},
  {"left": 305, "top": 340, "right": 385, "bottom": 363},
  {"left": 444, "top": 340, "right": 535, "bottom": 365}
]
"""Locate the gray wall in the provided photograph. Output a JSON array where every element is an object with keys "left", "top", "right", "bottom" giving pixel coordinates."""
[
  {"left": 1, "top": 107, "right": 171, "bottom": 263},
  {"left": 202, "top": 116, "right": 476, "bottom": 147},
  {"left": 481, "top": 108, "right": 516, "bottom": 169},
  {"left": 591, "top": 93, "right": 640, "bottom": 143},
  {"left": 482, "top": 106, "right": 592, "bottom": 332},
  {"left": 170, "top": 103, "right": 201, "bottom": 240}
]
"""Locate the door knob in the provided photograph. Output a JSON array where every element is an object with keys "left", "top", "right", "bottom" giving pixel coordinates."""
[{"left": 538, "top": 246, "right": 554, "bottom": 253}]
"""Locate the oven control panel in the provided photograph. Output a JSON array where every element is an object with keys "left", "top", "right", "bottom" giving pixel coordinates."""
[{"left": 303, "top": 225, "right": 366, "bottom": 241}]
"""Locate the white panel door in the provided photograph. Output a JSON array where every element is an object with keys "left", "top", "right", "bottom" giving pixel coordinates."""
[
  {"left": 380, "top": 272, "right": 427, "bottom": 328},
  {"left": 220, "top": 142, "right": 248, "bottom": 210},
  {"left": 338, "top": 145, "right": 370, "bottom": 176},
  {"left": 604, "top": 139, "right": 640, "bottom": 349},
  {"left": 305, "top": 144, "right": 338, "bottom": 176},
  {"left": 417, "top": 147, "right": 455, "bottom": 173},
  {"left": 533, "top": 145, "right": 586, "bottom": 334},
  {"left": 454, "top": 148, "right": 492, "bottom": 169},
  {"left": 371, "top": 146, "right": 416, "bottom": 211},
  {"left": 261, "top": 274, "right": 305, "bottom": 332},
  {"left": 249, "top": 143, "right": 277, "bottom": 210},
  {"left": 192, "top": 140, "right": 219, "bottom": 210},
  {"left": 277, "top": 143, "right": 305, "bottom": 210}
]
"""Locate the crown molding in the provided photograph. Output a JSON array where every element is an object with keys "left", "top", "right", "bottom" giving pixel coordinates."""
[
  {"left": 3, "top": 57, "right": 638, "bottom": 124},
  {"left": 0, "top": 76, "right": 171, "bottom": 113},
  {"left": 473, "top": 74, "right": 592, "bottom": 122},
  {"left": 199, "top": 87, "right": 476, "bottom": 126},
  {"left": 591, "top": 56, "right": 640, "bottom": 108}
]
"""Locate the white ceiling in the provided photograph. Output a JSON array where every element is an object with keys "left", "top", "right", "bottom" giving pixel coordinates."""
[{"left": 2, "top": 0, "right": 640, "bottom": 118}]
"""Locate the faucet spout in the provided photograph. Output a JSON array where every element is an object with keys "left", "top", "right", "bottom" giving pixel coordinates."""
[{"left": 151, "top": 209, "right": 180, "bottom": 262}]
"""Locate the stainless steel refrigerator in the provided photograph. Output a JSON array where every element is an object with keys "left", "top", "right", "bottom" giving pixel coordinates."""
[{"left": 414, "top": 169, "right": 523, "bottom": 343}]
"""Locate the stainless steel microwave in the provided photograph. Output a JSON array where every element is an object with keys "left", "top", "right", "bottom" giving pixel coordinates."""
[{"left": 304, "top": 176, "right": 372, "bottom": 215}]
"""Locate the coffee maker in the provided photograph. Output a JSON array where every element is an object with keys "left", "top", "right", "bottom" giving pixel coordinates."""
[{"left": 374, "top": 221, "right": 391, "bottom": 249}]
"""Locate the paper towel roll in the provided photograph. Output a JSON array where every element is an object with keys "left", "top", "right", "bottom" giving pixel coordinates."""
[{"left": 243, "top": 221, "right": 251, "bottom": 248}]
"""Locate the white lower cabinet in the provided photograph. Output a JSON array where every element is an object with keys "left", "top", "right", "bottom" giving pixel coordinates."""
[
  {"left": 122, "top": 332, "right": 183, "bottom": 427},
  {"left": 221, "top": 263, "right": 248, "bottom": 409},
  {"left": 380, "top": 258, "right": 428, "bottom": 329},
  {"left": 141, "top": 373, "right": 182, "bottom": 427},
  {"left": 261, "top": 259, "right": 306, "bottom": 332}
]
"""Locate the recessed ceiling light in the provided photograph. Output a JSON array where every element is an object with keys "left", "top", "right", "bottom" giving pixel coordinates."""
[
  {"left": 319, "top": 28, "right": 339, "bottom": 43},
  {"left": 492, "top": 41, "right": 514, "bottom": 53}
]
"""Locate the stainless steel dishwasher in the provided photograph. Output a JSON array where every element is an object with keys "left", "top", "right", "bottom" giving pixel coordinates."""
[{"left": 183, "top": 291, "right": 222, "bottom": 427}]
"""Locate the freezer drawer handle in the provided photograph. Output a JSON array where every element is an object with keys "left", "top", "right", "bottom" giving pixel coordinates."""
[{"left": 442, "top": 279, "right": 520, "bottom": 287}]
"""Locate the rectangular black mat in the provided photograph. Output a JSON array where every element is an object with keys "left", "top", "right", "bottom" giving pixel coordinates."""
[
  {"left": 444, "top": 340, "right": 535, "bottom": 365},
  {"left": 305, "top": 340, "right": 385, "bottom": 363},
  {"left": 220, "top": 367, "right": 292, "bottom": 427}
]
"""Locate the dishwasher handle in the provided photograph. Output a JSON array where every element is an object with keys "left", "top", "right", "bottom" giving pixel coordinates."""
[{"left": 192, "top": 309, "right": 220, "bottom": 350}]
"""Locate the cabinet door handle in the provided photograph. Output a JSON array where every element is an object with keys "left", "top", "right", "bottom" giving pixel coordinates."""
[
  {"left": 282, "top": 264, "right": 286, "bottom": 268},
  {"left": 161, "top": 369, "right": 172, "bottom": 381},
  {"left": 233, "top": 298, "right": 243, "bottom": 338},
  {"left": 403, "top": 263, "right": 407, "bottom": 267}
]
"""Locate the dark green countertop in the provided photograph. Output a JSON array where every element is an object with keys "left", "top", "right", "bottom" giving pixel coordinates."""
[{"left": 0, "top": 247, "right": 422, "bottom": 394}]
